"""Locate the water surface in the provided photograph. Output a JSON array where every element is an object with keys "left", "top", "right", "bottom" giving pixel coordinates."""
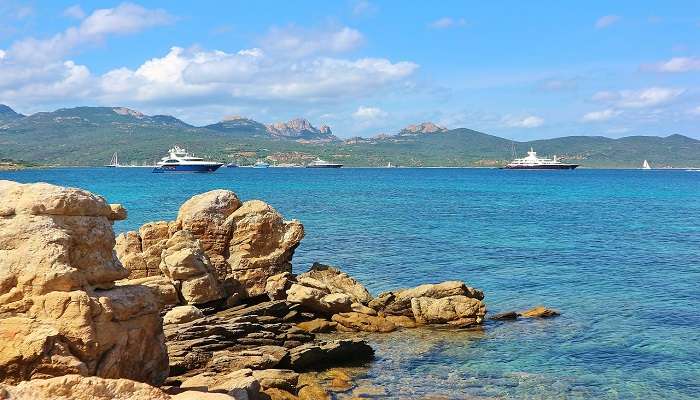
[{"left": 2, "top": 167, "right": 699, "bottom": 399}]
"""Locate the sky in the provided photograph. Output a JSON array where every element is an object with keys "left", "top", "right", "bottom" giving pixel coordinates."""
[{"left": 1, "top": 1, "right": 700, "bottom": 140}]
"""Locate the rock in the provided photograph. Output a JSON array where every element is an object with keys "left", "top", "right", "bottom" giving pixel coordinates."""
[
  {"left": 520, "top": 306, "right": 560, "bottom": 318},
  {"left": 114, "top": 226, "right": 165, "bottom": 279},
  {"left": 327, "top": 370, "right": 354, "bottom": 393},
  {"left": 287, "top": 340, "right": 374, "bottom": 371},
  {"left": 159, "top": 231, "right": 225, "bottom": 304},
  {"left": 180, "top": 369, "right": 260, "bottom": 399},
  {"left": 109, "top": 204, "right": 128, "bottom": 221},
  {"left": 297, "top": 375, "right": 329, "bottom": 400},
  {"left": 164, "top": 305, "right": 204, "bottom": 325},
  {"left": 0, "top": 375, "right": 169, "bottom": 400},
  {"left": 208, "top": 346, "right": 289, "bottom": 371},
  {"left": 410, "top": 295, "right": 486, "bottom": 325},
  {"left": 176, "top": 190, "right": 241, "bottom": 277},
  {"left": 490, "top": 311, "right": 520, "bottom": 320},
  {"left": 285, "top": 284, "right": 352, "bottom": 315},
  {"left": 351, "top": 302, "right": 377, "bottom": 315},
  {"left": 331, "top": 313, "right": 396, "bottom": 333},
  {"left": 262, "top": 388, "right": 299, "bottom": 400},
  {"left": 118, "top": 275, "right": 179, "bottom": 308},
  {"left": 352, "top": 385, "right": 388, "bottom": 398},
  {"left": 0, "top": 181, "right": 168, "bottom": 385},
  {"left": 296, "top": 319, "right": 337, "bottom": 333},
  {"left": 297, "top": 263, "right": 372, "bottom": 304},
  {"left": 252, "top": 369, "right": 298, "bottom": 392},
  {"left": 372, "top": 281, "right": 484, "bottom": 317},
  {"left": 227, "top": 201, "right": 304, "bottom": 297},
  {"left": 265, "top": 272, "right": 296, "bottom": 301},
  {"left": 384, "top": 315, "right": 418, "bottom": 328},
  {"left": 172, "top": 392, "right": 238, "bottom": 400}
]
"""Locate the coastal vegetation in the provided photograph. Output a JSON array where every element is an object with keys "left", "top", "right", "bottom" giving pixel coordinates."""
[{"left": 1, "top": 105, "right": 699, "bottom": 168}]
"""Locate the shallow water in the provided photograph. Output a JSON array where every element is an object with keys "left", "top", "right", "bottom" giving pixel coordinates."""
[{"left": 2, "top": 167, "right": 699, "bottom": 399}]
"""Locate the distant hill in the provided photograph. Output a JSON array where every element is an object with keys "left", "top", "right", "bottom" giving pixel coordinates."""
[{"left": 0, "top": 104, "right": 698, "bottom": 168}]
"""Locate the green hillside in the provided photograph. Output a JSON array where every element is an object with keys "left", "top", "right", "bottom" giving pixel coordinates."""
[{"left": 0, "top": 105, "right": 698, "bottom": 168}]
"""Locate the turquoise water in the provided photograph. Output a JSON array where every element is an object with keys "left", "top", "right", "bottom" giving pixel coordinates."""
[{"left": 2, "top": 167, "right": 699, "bottom": 399}]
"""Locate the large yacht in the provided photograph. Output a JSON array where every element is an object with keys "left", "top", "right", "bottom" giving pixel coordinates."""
[
  {"left": 306, "top": 158, "right": 343, "bottom": 168},
  {"left": 152, "top": 146, "right": 223, "bottom": 173},
  {"left": 502, "top": 148, "right": 579, "bottom": 170}
]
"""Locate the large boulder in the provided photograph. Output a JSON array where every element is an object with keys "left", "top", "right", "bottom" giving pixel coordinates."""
[
  {"left": 370, "top": 281, "right": 484, "bottom": 317},
  {"left": 331, "top": 312, "right": 396, "bottom": 333},
  {"left": 285, "top": 283, "right": 353, "bottom": 315},
  {"left": 297, "top": 263, "right": 372, "bottom": 304},
  {"left": 159, "top": 231, "right": 225, "bottom": 304},
  {"left": 0, "top": 374, "right": 170, "bottom": 400},
  {"left": 0, "top": 181, "right": 169, "bottom": 385},
  {"left": 410, "top": 295, "right": 486, "bottom": 326},
  {"left": 226, "top": 200, "right": 304, "bottom": 297}
]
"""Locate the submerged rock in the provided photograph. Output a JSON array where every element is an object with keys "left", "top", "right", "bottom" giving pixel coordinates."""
[
  {"left": 0, "top": 180, "right": 168, "bottom": 385},
  {"left": 520, "top": 306, "right": 560, "bottom": 318}
]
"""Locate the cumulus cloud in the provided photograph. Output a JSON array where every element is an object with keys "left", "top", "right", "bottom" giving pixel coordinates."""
[
  {"left": 63, "top": 5, "right": 86, "bottom": 19},
  {"left": 595, "top": 15, "right": 620, "bottom": 29},
  {"left": 0, "top": 49, "right": 6, "bottom": 60},
  {"left": 260, "top": 25, "right": 363, "bottom": 58},
  {"left": 353, "top": 106, "right": 387, "bottom": 120},
  {"left": 645, "top": 57, "right": 700, "bottom": 72},
  {"left": 593, "top": 87, "right": 684, "bottom": 108},
  {"left": 429, "top": 17, "right": 467, "bottom": 29},
  {"left": 582, "top": 109, "right": 621, "bottom": 122},
  {"left": 9, "top": 3, "right": 173, "bottom": 63},
  {"left": 504, "top": 115, "right": 544, "bottom": 128}
]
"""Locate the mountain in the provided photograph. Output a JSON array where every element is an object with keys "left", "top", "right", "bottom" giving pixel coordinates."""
[
  {"left": 1, "top": 105, "right": 699, "bottom": 168},
  {"left": 0, "top": 104, "right": 24, "bottom": 125},
  {"left": 266, "top": 118, "right": 338, "bottom": 142}
]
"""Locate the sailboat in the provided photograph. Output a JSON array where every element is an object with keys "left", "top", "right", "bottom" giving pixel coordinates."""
[
  {"left": 105, "top": 152, "right": 120, "bottom": 168},
  {"left": 642, "top": 160, "right": 651, "bottom": 170}
]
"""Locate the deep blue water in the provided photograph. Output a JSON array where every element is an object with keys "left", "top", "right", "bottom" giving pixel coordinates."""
[{"left": 2, "top": 167, "right": 699, "bottom": 399}]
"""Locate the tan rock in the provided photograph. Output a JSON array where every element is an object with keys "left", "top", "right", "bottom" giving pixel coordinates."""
[
  {"left": 410, "top": 295, "right": 486, "bottom": 325},
  {"left": 520, "top": 306, "right": 560, "bottom": 318},
  {"left": 0, "top": 181, "right": 168, "bottom": 385},
  {"left": 297, "top": 374, "right": 329, "bottom": 400},
  {"left": 296, "top": 319, "right": 337, "bottom": 333},
  {"left": 252, "top": 369, "right": 298, "bottom": 392},
  {"left": 285, "top": 284, "right": 352, "bottom": 315},
  {"left": 373, "top": 281, "right": 484, "bottom": 316},
  {"left": 180, "top": 369, "right": 260, "bottom": 399},
  {"left": 350, "top": 302, "right": 377, "bottom": 315},
  {"left": 227, "top": 200, "right": 304, "bottom": 297},
  {"left": 164, "top": 305, "right": 204, "bottom": 325},
  {"left": 263, "top": 388, "right": 299, "bottom": 400},
  {"left": 385, "top": 315, "right": 418, "bottom": 328},
  {"left": 209, "top": 346, "right": 288, "bottom": 371},
  {"left": 0, "top": 374, "right": 169, "bottom": 400},
  {"left": 298, "top": 263, "right": 372, "bottom": 304},
  {"left": 172, "top": 392, "right": 238, "bottom": 400},
  {"left": 139, "top": 221, "right": 170, "bottom": 250},
  {"left": 118, "top": 275, "right": 179, "bottom": 308},
  {"left": 331, "top": 312, "right": 396, "bottom": 333},
  {"left": 108, "top": 204, "right": 127, "bottom": 221},
  {"left": 265, "top": 272, "right": 296, "bottom": 301}
]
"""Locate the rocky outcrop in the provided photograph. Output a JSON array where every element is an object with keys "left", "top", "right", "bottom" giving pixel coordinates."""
[
  {"left": 398, "top": 122, "right": 447, "bottom": 135},
  {"left": 287, "top": 340, "right": 374, "bottom": 371},
  {"left": 159, "top": 231, "right": 225, "bottom": 304},
  {"left": 0, "top": 181, "right": 168, "bottom": 385},
  {"left": 331, "top": 312, "right": 396, "bottom": 333},
  {"left": 410, "top": 295, "right": 486, "bottom": 326},
  {"left": 297, "top": 263, "right": 372, "bottom": 304},
  {"left": 0, "top": 375, "right": 170, "bottom": 400},
  {"left": 370, "top": 281, "right": 484, "bottom": 316},
  {"left": 114, "top": 190, "right": 304, "bottom": 300},
  {"left": 164, "top": 305, "right": 204, "bottom": 325}
]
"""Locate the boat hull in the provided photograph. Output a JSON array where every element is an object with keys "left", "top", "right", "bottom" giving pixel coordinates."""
[
  {"left": 152, "top": 163, "right": 223, "bottom": 173},
  {"left": 306, "top": 164, "right": 343, "bottom": 168},
  {"left": 500, "top": 164, "right": 578, "bottom": 170}
]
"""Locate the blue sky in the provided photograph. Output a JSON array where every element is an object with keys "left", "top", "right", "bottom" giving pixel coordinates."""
[{"left": 1, "top": 1, "right": 700, "bottom": 139}]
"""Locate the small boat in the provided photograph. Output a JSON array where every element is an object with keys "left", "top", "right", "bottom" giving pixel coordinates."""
[
  {"left": 306, "top": 158, "right": 343, "bottom": 168},
  {"left": 152, "top": 146, "right": 223, "bottom": 173},
  {"left": 225, "top": 163, "right": 239, "bottom": 168},
  {"left": 501, "top": 148, "right": 578, "bottom": 170},
  {"left": 385, "top": 162, "right": 397, "bottom": 168},
  {"left": 642, "top": 160, "right": 651, "bottom": 170},
  {"left": 252, "top": 160, "right": 270, "bottom": 168},
  {"left": 105, "top": 152, "right": 120, "bottom": 168}
]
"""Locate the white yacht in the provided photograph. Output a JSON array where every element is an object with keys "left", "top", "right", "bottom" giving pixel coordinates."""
[
  {"left": 252, "top": 160, "right": 270, "bottom": 168},
  {"left": 152, "top": 146, "right": 223, "bottom": 173},
  {"left": 642, "top": 160, "right": 651, "bottom": 170},
  {"left": 306, "top": 158, "right": 343, "bottom": 168},
  {"left": 502, "top": 148, "right": 579, "bottom": 170},
  {"left": 105, "top": 152, "right": 120, "bottom": 167}
]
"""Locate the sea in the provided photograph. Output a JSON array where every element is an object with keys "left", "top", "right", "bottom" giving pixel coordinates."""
[{"left": 2, "top": 167, "right": 699, "bottom": 399}]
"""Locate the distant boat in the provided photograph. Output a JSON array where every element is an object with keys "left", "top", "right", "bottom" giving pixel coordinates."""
[
  {"left": 501, "top": 148, "right": 578, "bottom": 170},
  {"left": 642, "top": 160, "right": 651, "bottom": 170},
  {"left": 385, "top": 162, "right": 397, "bottom": 168},
  {"left": 105, "top": 152, "right": 120, "bottom": 168},
  {"left": 225, "top": 162, "right": 239, "bottom": 168},
  {"left": 306, "top": 158, "right": 343, "bottom": 168},
  {"left": 252, "top": 160, "right": 270, "bottom": 168},
  {"left": 152, "top": 146, "right": 223, "bottom": 173}
]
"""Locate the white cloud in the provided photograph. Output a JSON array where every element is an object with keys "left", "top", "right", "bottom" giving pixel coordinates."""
[
  {"left": 260, "top": 25, "right": 363, "bottom": 58},
  {"left": 429, "top": 17, "right": 467, "bottom": 29},
  {"left": 582, "top": 109, "right": 621, "bottom": 122},
  {"left": 351, "top": 1, "right": 377, "bottom": 16},
  {"left": 63, "top": 5, "right": 86, "bottom": 19},
  {"left": 353, "top": 106, "right": 387, "bottom": 120},
  {"left": 0, "top": 49, "right": 5, "bottom": 60},
  {"left": 594, "top": 87, "right": 684, "bottom": 108},
  {"left": 647, "top": 57, "right": 700, "bottom": 72},
  {"left": 8, "top": 3, "right": 173, "bottom": 63},
  {"left": 505, "top": 115, "right": 544, "bottom": 128},
  {"left": 595, "top": 15, "right": 620, "bottom": 29}
]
